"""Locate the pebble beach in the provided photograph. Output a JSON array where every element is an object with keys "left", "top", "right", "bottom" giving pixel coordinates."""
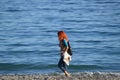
[{"left": 0, "top": 72, "right": 120, "bottom": 80}]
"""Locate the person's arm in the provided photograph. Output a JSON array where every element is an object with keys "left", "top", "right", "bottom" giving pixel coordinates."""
[
  {"left": 62, "top": 46, "right": 68, "bottom": 53},
  {"left": 62, "top": 39, "right": 69, "bottom": 53}
]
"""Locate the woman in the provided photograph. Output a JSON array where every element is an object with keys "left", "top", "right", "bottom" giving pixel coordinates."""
[{"left": 57, "top": 31, "right": 72, "bottom": 77}]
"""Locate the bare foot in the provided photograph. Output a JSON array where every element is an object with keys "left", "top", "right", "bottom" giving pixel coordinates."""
[{"left": 64, "top": 71, "right": 70, "bottom": 77}]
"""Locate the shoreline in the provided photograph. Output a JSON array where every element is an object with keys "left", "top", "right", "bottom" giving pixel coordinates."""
[{"left": 0, "top": 72, "right": 120, "bottom": 80}]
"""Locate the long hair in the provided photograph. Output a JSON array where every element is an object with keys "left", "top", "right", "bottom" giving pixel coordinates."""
[{"left": 57, "top": 31, "right": 68, "bottom": 41}]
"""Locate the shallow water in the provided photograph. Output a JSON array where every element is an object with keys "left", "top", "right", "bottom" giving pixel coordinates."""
[{"left": 0, "top": 0, "right": 120, "bottom": 74}]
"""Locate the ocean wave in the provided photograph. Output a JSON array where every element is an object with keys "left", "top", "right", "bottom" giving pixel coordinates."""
[{"left": 0, "top": 63, "right": 104, "bottom": 71}]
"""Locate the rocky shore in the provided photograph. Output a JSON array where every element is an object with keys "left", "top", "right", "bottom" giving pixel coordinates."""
[{"left": 0, "top": 72, "right": 120, "bottom": 80}]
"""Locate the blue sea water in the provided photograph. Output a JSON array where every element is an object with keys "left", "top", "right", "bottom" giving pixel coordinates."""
[{"left": 0, "top": 0, "right": 120, "bottom": 74}]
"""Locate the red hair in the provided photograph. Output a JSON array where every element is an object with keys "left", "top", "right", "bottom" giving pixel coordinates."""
[{"left": 57, "top": 31, "right": 68, "bottom": 41}]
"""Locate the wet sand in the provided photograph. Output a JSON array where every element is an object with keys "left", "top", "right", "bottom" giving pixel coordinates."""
[{"left": 0, "top": 72, "right": 120, "bottom": 80}]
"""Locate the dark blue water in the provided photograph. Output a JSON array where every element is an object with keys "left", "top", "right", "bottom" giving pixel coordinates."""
[{"left": 0, "top": 0, "right": 120, "bottom": 74}]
